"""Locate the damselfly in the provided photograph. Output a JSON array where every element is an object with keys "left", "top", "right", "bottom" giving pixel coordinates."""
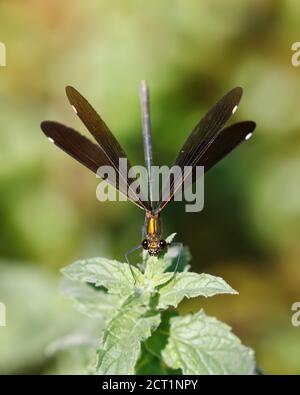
[{"left": 41, "top": 81, "right": 256, "bottom": 270}]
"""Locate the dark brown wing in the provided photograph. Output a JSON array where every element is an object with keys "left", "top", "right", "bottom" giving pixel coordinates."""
[
  {"left": 199, "top": 121, "right": 256, "bottom": 172},
  {"left": 41, "top": 121, "right": 147, "bottom": 210},
  {"left": 177, "top": 121, "right": 256, "bottom": 194},
  {"left": 158, "top": 121, "right": 256, "bottom": 207},
  {"left": 65, "top": 86, "right": 128, "bottom": 167},
  {"left": 65, "top": 86, "right": 149, "bottom": 210},
  {"left": 156, "top": 87, "right": 244, "bottom": 212}
]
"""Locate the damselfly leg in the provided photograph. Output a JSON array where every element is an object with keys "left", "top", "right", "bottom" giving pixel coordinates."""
[{"left": 125, "top": 244, "right": 142, "bottom": 284}]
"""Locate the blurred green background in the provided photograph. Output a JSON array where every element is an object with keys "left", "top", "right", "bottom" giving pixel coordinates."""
[{"left": 0, "top": 0, "right": 300, "bottom": 374}]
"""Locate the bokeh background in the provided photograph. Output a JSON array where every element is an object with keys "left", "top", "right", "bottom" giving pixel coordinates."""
[{"left": 0, "top": 0, "right": 300, "bottom": 374}]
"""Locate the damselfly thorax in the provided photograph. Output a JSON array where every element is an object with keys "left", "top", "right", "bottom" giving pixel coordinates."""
[{"left": 142, "top": 211, "right": 166, "bottom": 256}]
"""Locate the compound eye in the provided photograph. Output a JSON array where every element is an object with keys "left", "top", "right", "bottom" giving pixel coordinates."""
[
  {"left": 159, "top": 239, "right": 166, "bottom": 249},
  {"left": 142, "top": 239, "right": 148, "bottom": 249}
]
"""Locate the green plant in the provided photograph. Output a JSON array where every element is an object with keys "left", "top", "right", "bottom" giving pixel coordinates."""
[{"left": 59, "top": 234, "right": 255, "bottom": 375}]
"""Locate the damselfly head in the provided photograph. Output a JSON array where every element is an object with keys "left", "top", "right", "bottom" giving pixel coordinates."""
[{"left": 141, "top": 237, "right": 167, "bottom": 256}]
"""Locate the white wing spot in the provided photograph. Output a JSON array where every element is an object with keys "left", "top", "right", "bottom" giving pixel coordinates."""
[
  {"left": 245, "top": 132, "right": 253, "bottom": 140},
  {"left": 48, "top": 137, "right": 55, "bottom": 143},
  {"left": 71, "top": 105, "right": 78, "bottom": 114},
  {"left": 232, "top": 105, "right": 238, "bottom": 114}
]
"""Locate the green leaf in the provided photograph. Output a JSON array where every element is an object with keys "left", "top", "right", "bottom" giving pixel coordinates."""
[
  {"left": 158, "top": 272, "right": 238, "bottom": 309},
  {"left": 162, "top": 310, "right": 255, "bottom": 375},
  {"left": 61, "top": 257, "right": 143, "bottom": 297},
  {"left": 136, "top": 312, "right": 182, "bottom": 375},
  {"left": 143, "top": 256, "right": 174, "bottom": 288},
  {"left": 143, "top": 310, "right": 177, "bottom": 359},
  {"left": 60, "top": 241, "right": 252, "bottom": 376},
  {"left": 46, "top": 333, "right": 98, "bottom": 355},
  {"left": 164, "top": 246, "right": 191, "bottom": 273},
  {"left": 61, "top": 278, "right": 120, "bottom": 319},
  {"left": 135, "top": 346, "right": 165, "bottom": 375},
  {"left": 165, "top": 233, "right": 177, "bottom": 244},
  {"left": 96, "top": 295, "right": 161, "bottom": 375},
  {"left": 136, "top": 343, "right": 181, "bottom": 375}
]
